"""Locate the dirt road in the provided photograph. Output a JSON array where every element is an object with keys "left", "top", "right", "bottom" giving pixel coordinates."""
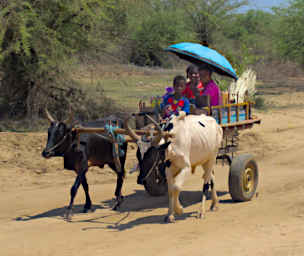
[{"left": 1, "top": 96, "right": 304, "bottom": 256}]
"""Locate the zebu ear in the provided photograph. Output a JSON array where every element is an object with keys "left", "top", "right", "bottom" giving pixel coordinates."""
[{"left": 158, "top": 141, "right": 171, "bottom": 151}]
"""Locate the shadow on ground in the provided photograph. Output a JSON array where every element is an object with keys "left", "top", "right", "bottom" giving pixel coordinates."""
[
  {"left": 13, "top": 189, "right": 230, "bottom": 230},
  {"left": 14, "top": 204, "right": 105, "bottom": 221},
  {"left": 78, "top": 189, "right": 230, "bottom": 231},
  {"left": 102, "top": 189, "right": 229, "bottom": 213}
]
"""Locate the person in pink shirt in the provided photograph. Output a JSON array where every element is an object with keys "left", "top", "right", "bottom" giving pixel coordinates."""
[{"left": 198, "top": 65, "right": 221, "bottom": 106}]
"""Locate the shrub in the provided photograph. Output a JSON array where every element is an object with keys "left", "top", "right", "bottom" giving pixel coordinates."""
[{"left": 253, "top": 96, "right": 267, "bottom": 110}]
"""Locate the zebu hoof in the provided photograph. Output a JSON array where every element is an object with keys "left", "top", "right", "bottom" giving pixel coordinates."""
[
  {"left": 112, "top": 204, "right": 120, "bottom": 211},
  {"left": 197, "top": 211, "right": 205, "bottom": 219},
  {"left": 112, "top": 196, "right": 124, "bottom": 211},
  {"left": 210, "top": 204, "right": 219, "bottom": 212},
  {"left": 164, "top": 215, "right": 175, "bottom": 223},
  {"left": 83, "top": 206, "right": 92, "bottom": 213},
  {"left": 64, "top": 209, "right": 73, "bottom": 222}
]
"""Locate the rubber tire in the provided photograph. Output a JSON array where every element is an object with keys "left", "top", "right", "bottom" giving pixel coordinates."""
[
  {"left": 143, "top": 167, "right": 167, "bottom": 197},
  {"left": 229, "top": 154, "right": 259, "bottom": 202}
]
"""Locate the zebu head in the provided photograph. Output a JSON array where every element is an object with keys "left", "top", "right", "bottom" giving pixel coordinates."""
[
  {"left": 42, "top": 108, "right": 74, "bottom": 158},
  {"left": 125, "top": 115, "right": 172, "bottom": 184}
]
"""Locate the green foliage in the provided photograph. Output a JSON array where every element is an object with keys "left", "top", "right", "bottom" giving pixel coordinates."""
[
  {"left": 253, "top": 96, "right": 267, "bottom": 110},
  {"left": 1, "top": 0, "right": 304, "bottom": 123},
  {"left": 0, "top": 0, "right": 116, "bottom": 118},
  {"left": 216, "top": 9, "right": 282, "bottom": 76},
  {"left": 273, "top": 0, "right": 304, "bottom": 65},
  {"left": 180, "top": 0, "right": 248, "bottom": 44},
  {"left": 126, "top": 0, "right": 195, "bottom": 66}
]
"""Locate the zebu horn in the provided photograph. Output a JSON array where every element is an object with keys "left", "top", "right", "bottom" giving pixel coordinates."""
[
  {"left": 145, "top": 114, "right": 162, "bottom": 132},
  {"left": 145, "top": 114, "right": 163, "bottom": 146},
  {"left": 124, "top": 117, "right": 140, "bottom": 142},
  {"left": 45, "top": 108, "right": 55, "bottom": 123}
]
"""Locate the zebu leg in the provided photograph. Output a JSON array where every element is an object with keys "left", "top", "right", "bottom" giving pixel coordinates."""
[
  {"left": 113, "top": 172, "right": 124, "bottom": 210},
  {"left": 111, "top": 142, "right": 127, "bottom": 210},
  {"left": 165, "top": 164, "right": 191, "bottom": 223},
  {"left": 65, "top": 146, "right": 89, "bottom": 220},
  {"left": 81, "top": 172, "right": 92, "bottom": 213},
  {"left": 199, "top": 157, "right": 217, "bottom": 219},
  {"left": 165, "top": 167, "right": 175, "bottom": 223},
  {"left": 108, "top": 163, "right": 125, "bottom": 210},
  {"left": 173, "top": 166, "right": 191, "bottom": 215},
  {"left": 65, "top": 174, "right": 81, "bottom": 221},
  {"left": 210, "top": 172, "right": 219, "bottom": 211}
]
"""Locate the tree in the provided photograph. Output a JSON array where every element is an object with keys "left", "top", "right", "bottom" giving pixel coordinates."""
[
  {"left": 0, "top": 0, "right": 114, "bottom": 118},
  {"left": 180, "top": 0, "right": 248, "bottom": 45},
  {"left": 126, "top": 0, "right": 195, "bottom": 66},
  {"left": 273, "top": 0, "right": 304, "bottom": 65},
  {"left": 218, "top": 10, "right": 278, "bottom": 74}
]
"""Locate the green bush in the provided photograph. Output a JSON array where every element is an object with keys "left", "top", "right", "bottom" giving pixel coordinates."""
[
  {"left": 253, "top": 96, "right": 267, "bottom": 110},
  {"left": 127, "top": 3, "right": 195, "bottom": 66}
]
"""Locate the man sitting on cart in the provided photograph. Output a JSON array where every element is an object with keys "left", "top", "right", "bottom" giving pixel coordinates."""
[{"left": 160, "top": 75, "right": 190, "bottom": 118}]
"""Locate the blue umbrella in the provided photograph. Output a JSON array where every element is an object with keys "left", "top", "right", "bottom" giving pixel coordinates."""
[{"left": 165, "top": 42, "right": 238, "bottom": 80}]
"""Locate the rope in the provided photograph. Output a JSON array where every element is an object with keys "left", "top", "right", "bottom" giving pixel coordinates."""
[
  {"left": 44, "top": 133, "right": 69, "bottom": 155},
  {"left": 142, "top": 150, "right": 160, "bottom": 181},
  {"left": 104, "top": 124, "right": 126, "bottom": 157}
]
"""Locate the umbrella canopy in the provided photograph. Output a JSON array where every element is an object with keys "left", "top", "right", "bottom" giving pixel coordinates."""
[{"left": 165, "top": 42, "right": 238, "bottom": 80}]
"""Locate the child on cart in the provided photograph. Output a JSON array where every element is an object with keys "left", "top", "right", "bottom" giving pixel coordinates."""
[{"left": 160, "top": 75, "right": 190, "bottom": 118}]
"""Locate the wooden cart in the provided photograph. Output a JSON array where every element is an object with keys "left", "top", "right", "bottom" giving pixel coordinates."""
[{"left": 133, "top": 101, "right": 261, "bottom": 201}]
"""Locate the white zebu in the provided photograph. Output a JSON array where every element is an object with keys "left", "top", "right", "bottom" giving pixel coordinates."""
[
  {"left": 126, "top": 112, "right": 223, "bottom": 222},
  {"left": 162, "top": 112, "right": 223, "bottom": 222}
]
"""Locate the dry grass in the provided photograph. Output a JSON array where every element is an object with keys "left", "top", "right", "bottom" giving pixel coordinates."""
[
  {"left": 1, "top": 62, "right": 304, "bottom": 132},
  {"left": 71, "top": 64, "right": 186, "bottom": 110}
]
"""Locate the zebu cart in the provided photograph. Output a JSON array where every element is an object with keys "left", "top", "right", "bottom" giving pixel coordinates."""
[
  {"left": 73, "top": 101, "right": 260, "bottom": 202},
  {"left": 74, "top": 42, "right": 260, "bottom": 202},
  {"left": 134, "top": 100, "right": 261, "bottom": 202}
]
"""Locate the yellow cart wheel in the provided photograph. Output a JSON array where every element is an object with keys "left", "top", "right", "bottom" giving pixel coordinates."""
[{"left": 229, "top": 154, "right": 259, "bottom": 202}]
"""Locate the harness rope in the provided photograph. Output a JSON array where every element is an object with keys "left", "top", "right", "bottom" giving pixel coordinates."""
[
  {"left": 104, "top": 124, "right": 126, "bottom": 174},
  {"left": 44, "top": 133, "right": 70, "bottom": 155},
  {"left": 104, "top": 124, "right": 126, "bottom": 157},
  {"left": 142, "top": 150, "right": 161, "bottom": 181}
]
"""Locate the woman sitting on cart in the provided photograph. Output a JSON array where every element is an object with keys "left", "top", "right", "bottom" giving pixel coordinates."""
[
  {"left": 160, "top": 75, "right": 190, "bottom": 118},
  {"left": 198, "top": 64, "right": 221, "bottom": 106},
  {"left": 184, "top": 65, "right": 204, "bottom": 104}
]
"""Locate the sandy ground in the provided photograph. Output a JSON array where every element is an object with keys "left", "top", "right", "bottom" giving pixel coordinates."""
[{"left": 0, "top": 92, "right": 304, "bottom": 256}]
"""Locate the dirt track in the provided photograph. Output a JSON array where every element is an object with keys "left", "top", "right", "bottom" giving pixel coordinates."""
[{"left": 1, "top": 93, "right": 304, "bottom": 256}]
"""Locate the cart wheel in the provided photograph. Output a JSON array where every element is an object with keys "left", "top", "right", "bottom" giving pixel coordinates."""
[
  {"left": 143, "top": 167, "right": 167, "bottom": 197},
  {"left": 229, "top": 154, "right": 258, "bottom": 202}
]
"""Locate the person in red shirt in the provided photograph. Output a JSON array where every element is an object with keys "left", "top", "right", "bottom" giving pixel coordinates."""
[{"left": 183, "top": 65, "right": 204, "bottom": 104}]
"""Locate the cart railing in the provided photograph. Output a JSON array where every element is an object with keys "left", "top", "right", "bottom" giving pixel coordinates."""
[{"left": 73, "top": 102, "right": 261, "bottom": 141}]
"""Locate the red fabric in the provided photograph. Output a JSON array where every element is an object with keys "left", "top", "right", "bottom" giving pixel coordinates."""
[
  {"left": 164, "top": 96, "right": 185, "bottom": 113},
  {"left": 182, "top": 81, "right": 204, "bottom": 99},
  {"left": 167, "top": 98, "right": 185, "bottom": 111}
]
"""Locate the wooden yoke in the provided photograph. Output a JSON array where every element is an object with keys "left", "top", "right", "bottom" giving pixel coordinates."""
[
  {"left": 73, "top": 127, "right": 160, "bottom": 137},
  {"left": 72, "top": 119, "right": 174, "bottom": 150}
]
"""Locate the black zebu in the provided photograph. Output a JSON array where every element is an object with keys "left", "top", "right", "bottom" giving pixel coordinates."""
[{"left": 42, "top": 109, "right": 128, "bottom": 220}]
